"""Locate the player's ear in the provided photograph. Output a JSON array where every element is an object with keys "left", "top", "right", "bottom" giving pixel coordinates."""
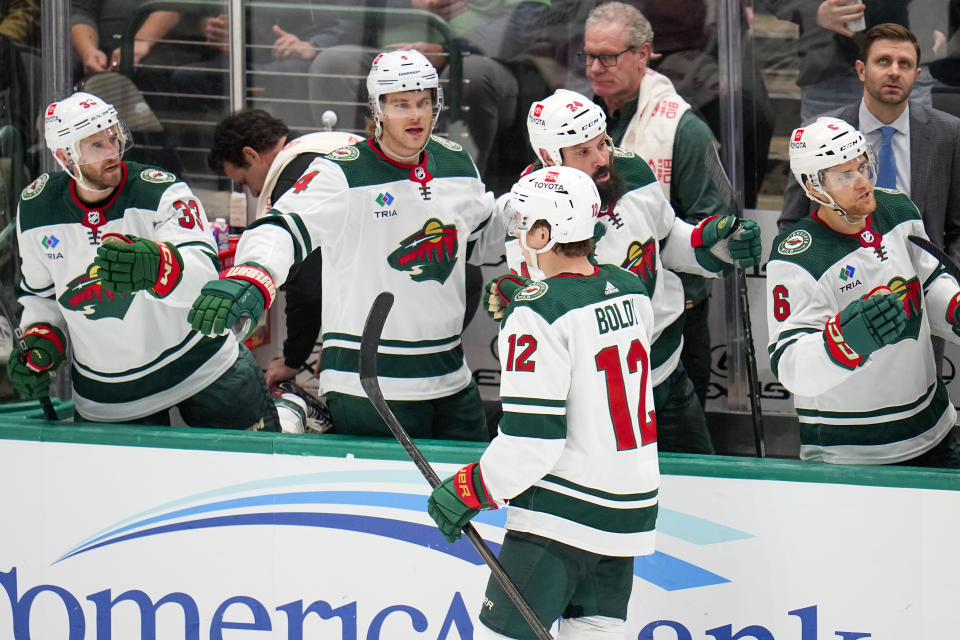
[
  {"left": 538, "top": 149, "right": 556, "bottom": 166},
  {"left": 241, "top": 146, "right": 259, "bottom": 166},
  {"left": 805, "top": 177, "right": 830, "bottom": 202}
]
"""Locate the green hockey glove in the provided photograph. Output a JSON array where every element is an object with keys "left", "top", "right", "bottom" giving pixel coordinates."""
[
  {"left": 428, "top": 462, "right": 498, "bottom": 543},
  {"left": 95, "top": 233, "right": 184, "bottom": 297},
  {"left": 824, "top": 292, "right": 907, "bottom": 369},
  {"left": 692, "top": 215, "right": 762, "bottom": 271},
  {"left": 484, "top": 274, "right": 528, "bottom": 321},
  {"left": 7, "top": 323, "right": 67, "bottom": 399},
  {"left": 188, "top": 263, "right": 276, "bottom": 339}
]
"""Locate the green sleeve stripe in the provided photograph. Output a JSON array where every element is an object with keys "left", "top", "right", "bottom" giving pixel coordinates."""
[
  {"left": 18, "top": 280, "right": 53, "bottom": 296},
  {"left": 500, "top": 396, "right": 566, "bottom": 408},
  {"left": 923, "top": 265, "right": 946, "bottom": 289},
  {"left": 768, "top": 336, "right": 801, "bottom": 379},
  {"left": 543, "top": 474, "right": 658, "bottom": 502},
  {"left": 498, "top": 411, "right": 566, "bottom": 439},
  {"left": 322, "top": 332, "right": 461, "bottom": 349},
  {"left": 799, "top": 383, "right": 948, "bottom": 447},
  {"left": 650, "top": 315, "right": 684, "bottom": 369},
  {"left": 510, "top": 485, "right": 658, "bottom": 534},
  {"left": 797, "top": 382, "right": 937, "bottom": 420},
  {"left": 466, "top": 239, "right": 477, "bottom": 262},
  {"left": 319, "top": 344, "right": 464, "bottom": 378},
  {"left": 286, "top": 212, "right": 313, "bottom": 256},
  {"left": 247, "top": 214, "right": 305, "bottom": 264},
  {"left": 72, "top": 335, "right": 228, "bottom": 402},
  {"left": 469, "top": 216, "right": 490, "bottom": 237}
]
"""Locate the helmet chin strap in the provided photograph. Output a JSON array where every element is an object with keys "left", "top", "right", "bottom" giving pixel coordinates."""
[
  {"left": 517, "top": 229, "right": 552, "bottom": 280},
  {"left": 61, "top": 160, "right": 113, "bottom": 197}
]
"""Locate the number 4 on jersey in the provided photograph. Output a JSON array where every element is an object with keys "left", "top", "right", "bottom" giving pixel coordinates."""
[{"left": 595, "top": 340, "right": 656, "bottom": 450}]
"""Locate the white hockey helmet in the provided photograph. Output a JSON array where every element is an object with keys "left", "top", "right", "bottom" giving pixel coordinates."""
[
  {"left": 510, "top": 166, "right": 601, "bottom": 258},
  {"left": 44, "top": 92, "right": 129, "bottom": 168},
  {"left": 527, "top": 89, "right": 608, "bottom": 166},
  {"left": 366, "top": 49, "right": 443, "bottom": 126},
  {"left": 789, "top": 116, "right": 876, "bottom": 209}
]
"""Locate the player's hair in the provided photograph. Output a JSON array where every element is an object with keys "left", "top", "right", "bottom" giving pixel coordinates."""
[
  {"left": 530, "top": 219, "right": 596, "bottom": 258},
  {"left": 208, "top": 109, "right": 290, "bottom": 172},
  {"left": 859, "top": 23, "right": 921, "bottom": 66},
  {"left": 585, "top": 1, "right": 654, "bottom": 48}
]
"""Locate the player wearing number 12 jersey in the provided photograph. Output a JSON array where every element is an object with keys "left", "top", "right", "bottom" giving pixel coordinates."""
[
  {"left": 10, "top": 92, "right": 278, "bottom": 429},
  {"left": 429, "top": 167, "right": 658, "bottom": 640}
]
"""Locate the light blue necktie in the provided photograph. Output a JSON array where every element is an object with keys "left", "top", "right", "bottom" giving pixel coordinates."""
[{"left": 876, "top": 126, "right": 897, "bottom": 189}]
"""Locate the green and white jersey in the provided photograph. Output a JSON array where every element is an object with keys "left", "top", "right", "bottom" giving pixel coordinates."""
[
  {"left": 506, "top": 149, "right": 719, "bottom": 387},
  {"left": 480, "top": 264, "right": 659, "bottom": 557},
  {"left": 237, "top": 136, "right": 500, "bottom": 400},
  {"left": 767, "top": 189, "right": 959, "bottom": 464},
  {"left": 15, "top": 162, "right": 235, "bottom": 421}
]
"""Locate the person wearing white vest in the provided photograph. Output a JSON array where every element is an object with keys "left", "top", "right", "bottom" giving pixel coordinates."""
[
  {"left": 581, "top": 1, "right": 731, "bottom": 412},
  {"left": 208, "top": 109, "right": 362, "bottom": 387}
]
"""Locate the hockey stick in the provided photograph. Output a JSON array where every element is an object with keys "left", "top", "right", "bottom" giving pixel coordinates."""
[
  {"left": 359, "top": 292, "right": 554, "bottom": 640},
  {"left": 703, "top": 145, "right": 765, "bottom": 458},
  {"left": 0, "top": 287, "right": 58, "bottom": 421},
  {"left": 908, "top": 235, "right": 960, "bottom": 282}
]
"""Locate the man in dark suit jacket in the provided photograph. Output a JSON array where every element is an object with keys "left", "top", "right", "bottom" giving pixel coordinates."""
[
  {"left": 778, "top": 23, "right": 960, "bottom": 266},
  {"left": 779, "top": 23, "right": 960, "bottom": 373}
]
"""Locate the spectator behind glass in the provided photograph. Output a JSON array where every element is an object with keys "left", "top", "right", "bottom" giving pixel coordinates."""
[
  {"left": 69, "top": 0, "right": 211, "bottom": 97},
  {"left": 761, "top": 0, "right": 942, "bottom": 122},
  {"left": 169, "top": 8, "right": 346, "bottom": 126},
  {"left": 580, "top": 1, "right": 729, "bottom": 419}
]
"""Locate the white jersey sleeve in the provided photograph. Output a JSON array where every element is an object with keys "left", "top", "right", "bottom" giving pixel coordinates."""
[{"left": 16, "top": 205, "right": 66, "bottom": 333}]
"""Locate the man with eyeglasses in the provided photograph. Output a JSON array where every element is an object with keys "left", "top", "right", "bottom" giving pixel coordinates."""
[
  {"left": 767, "top": 116, "right": 960, "bottom": 468},
  {"left": 580, "top": 1, "right": 730, "bottom": 412}
]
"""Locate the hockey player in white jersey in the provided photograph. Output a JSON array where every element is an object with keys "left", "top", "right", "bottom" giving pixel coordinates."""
[
  {"left": 768, "top": 116, "right": 960, "bottom": 466},
  {"left": 8, "top": 92, "right": 278, "bottom": 429},
  {"left": 189, "top": 50, "right": 503, "bottom": 440},
  {"left": 489, "top": 89, "right": 761, "bottom": 454},
  {"left": 429, "top": 166, "right": 658, "bottom": 639}
]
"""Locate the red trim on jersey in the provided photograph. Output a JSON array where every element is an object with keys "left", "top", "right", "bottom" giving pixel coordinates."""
[
  {"left": 550, "top": 266, "right": 600, "bottom": 279},
  {"left": 367, "top": 138, "right": 429, "bottom": 169},
  {"left": 69, "top": 162, "right": 128, "bottom": 213}
]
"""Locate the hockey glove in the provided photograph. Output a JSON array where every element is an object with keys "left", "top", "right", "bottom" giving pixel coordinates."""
[
  {"left": 6, "top": 323, "right": 67, "bottom": 399},
  {"left": 824, "top": 293, "right": 907, "bottom": 369},
  {"left": 95, "top": 233, "right": 184, "bottom": 297},
  {"left": 691, "top": 215, "right": 762, "bottom": 271},
  {"left": 188, "top": 263, "right": 276, "bottom": 339},
  {"left": 428, "top": 462, "right": 498, "bottom": 543},
  {"left": 485, "top": 274, "right": 528, "bottom": 321}
]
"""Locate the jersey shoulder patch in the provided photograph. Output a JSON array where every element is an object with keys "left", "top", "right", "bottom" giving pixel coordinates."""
[
  {"left": 612, "top": 151, "right": 658, "bottom": 191},
  {"left": 514, "top": 281, "right": 548, "bottom": 302},
  {"left": 612, "top": 147, "right": 635, "bottom": 159},
  {"left": 777, "top": 229, "right": 813, "bottom": 256},
  {"left": 325, "top": 145, "right": 360, "bottom": 162},
  {"left": 21, "top": 173, "right": 49, "bottom": 200},
  {"left": 430, "top": 135, "right": 463, "bottom": 152},
  {"left": 139, "top": 168, "right": 176, "bottom": 184}
]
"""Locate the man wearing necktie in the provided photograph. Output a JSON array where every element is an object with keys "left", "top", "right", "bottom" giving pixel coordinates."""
[{"left": 779, "top": 23, "right": 960, "bottom": 373}]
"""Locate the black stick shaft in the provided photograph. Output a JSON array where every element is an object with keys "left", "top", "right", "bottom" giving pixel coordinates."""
[{"left": 359, "top": 292, "right": 553, "bottom": 640}]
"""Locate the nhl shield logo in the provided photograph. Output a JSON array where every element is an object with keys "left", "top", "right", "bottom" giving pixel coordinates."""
[{"left": 387, "top": 218, "right": 459, "bottom": 283}]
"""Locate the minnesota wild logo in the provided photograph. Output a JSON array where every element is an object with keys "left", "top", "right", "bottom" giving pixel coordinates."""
[
  {"left": 883, "top": 276, "right": 923, "bottom": 340},
  {"left": 387, "top": 218, "right": 458, "bottom": 284},
  {"left": 57, "top": 264, "right": 134, "bottom": 319},
  {"left": 622, "top": 238, "right": 657, "bottom": 291}
]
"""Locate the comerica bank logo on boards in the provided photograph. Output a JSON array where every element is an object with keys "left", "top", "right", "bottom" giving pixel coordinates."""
[{"left": 0, "top": 468, "right": 876, "bottom": 639}]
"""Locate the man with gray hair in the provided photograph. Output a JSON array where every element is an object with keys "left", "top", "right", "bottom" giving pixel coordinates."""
[{"left": 580, "top": 1, "right": 730, "bottom": 412}]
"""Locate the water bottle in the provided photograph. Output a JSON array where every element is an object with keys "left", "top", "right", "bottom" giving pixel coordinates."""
[
  {"left": 843, "top": 0, "right": 866, "bottom": 32},
  {"left": 213, "top": 218, "right": 230, "bottom": 253}
]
